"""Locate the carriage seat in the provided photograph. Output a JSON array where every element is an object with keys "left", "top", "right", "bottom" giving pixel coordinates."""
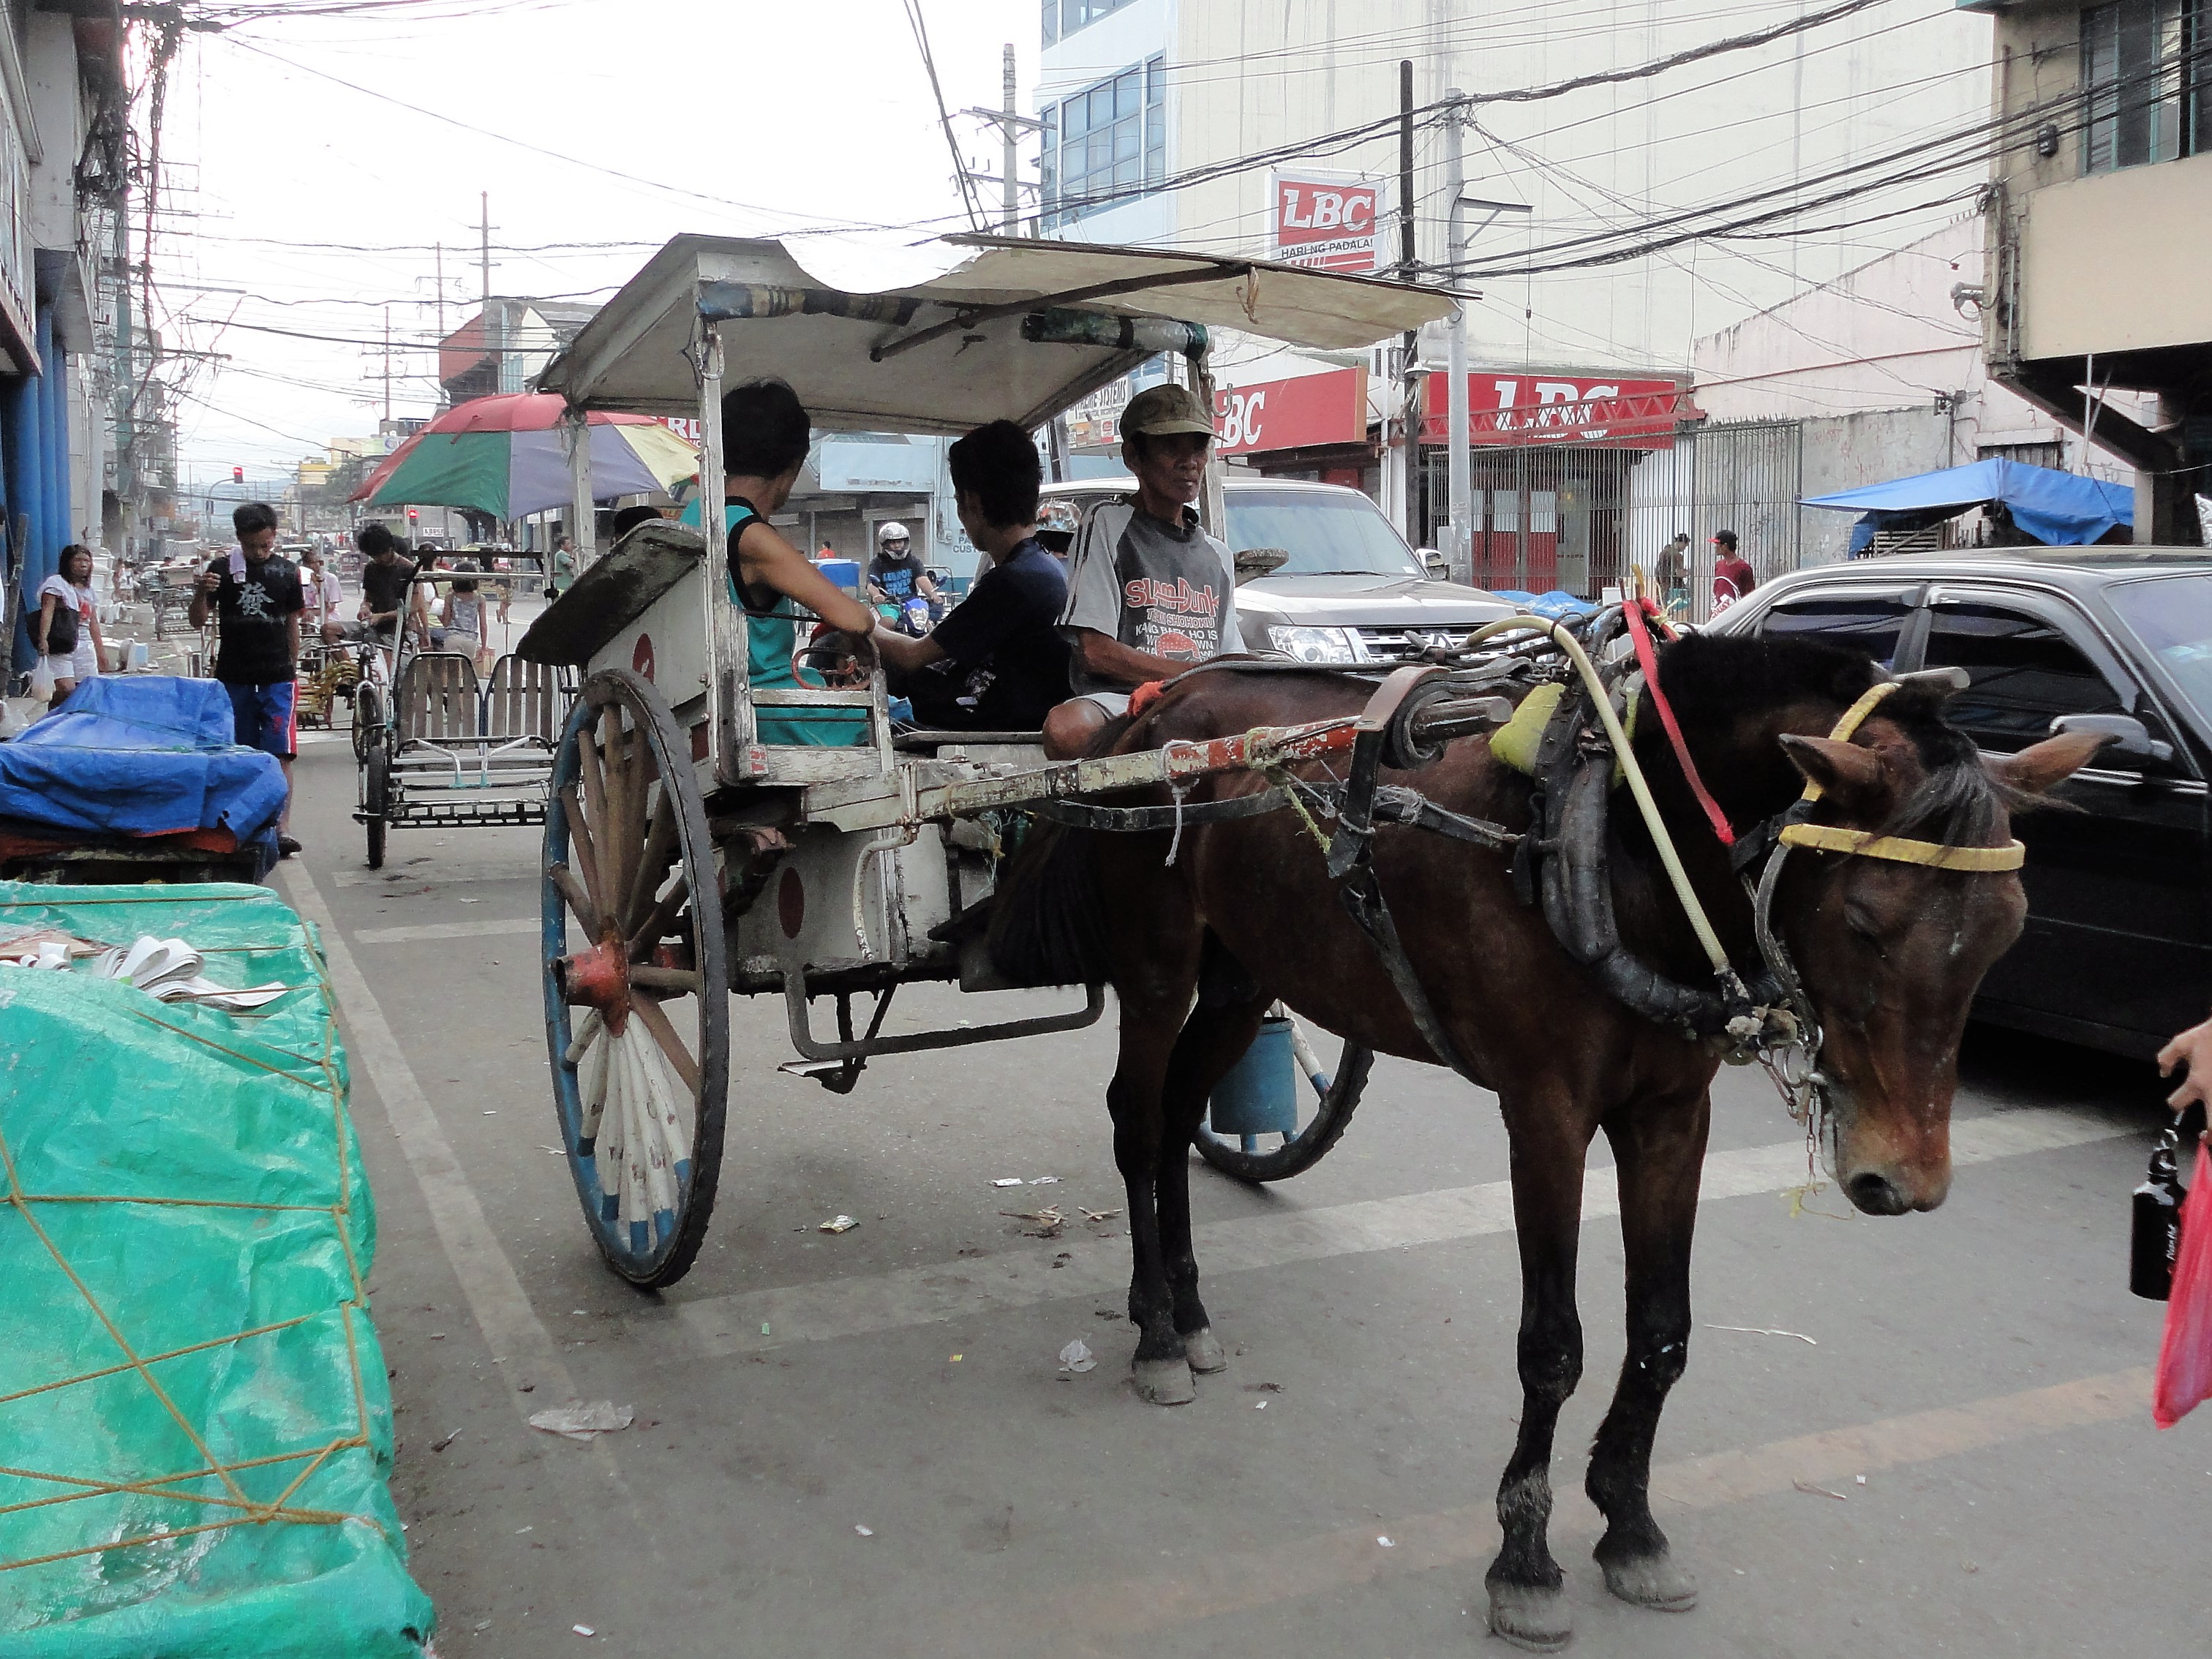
[{"left": 892, "top": 729, "right": 1049, "bottom": 770}]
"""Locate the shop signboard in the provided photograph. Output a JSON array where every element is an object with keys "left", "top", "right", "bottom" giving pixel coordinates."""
[
  {"left": 1421, "top": 373, "right": 1682, "bottom": 449},
  {"left": 1271, "top": 169, "right": 1385, "bottom": 274},
  {"left": 1212, "top": 367, "right": 1368, "bottom": 456}
]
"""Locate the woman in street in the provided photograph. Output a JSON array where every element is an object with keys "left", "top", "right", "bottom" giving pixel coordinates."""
[{"left": 35, "top": 543, "right": 105, "bottom": 710}]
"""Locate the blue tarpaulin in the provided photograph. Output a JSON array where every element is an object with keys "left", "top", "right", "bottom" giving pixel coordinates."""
[
  {"left": 1802, "top": 458, "right": 2134, "bottom": 553},
  {"left": 0, "top": 676, "right": 286, "bottom": 848}
]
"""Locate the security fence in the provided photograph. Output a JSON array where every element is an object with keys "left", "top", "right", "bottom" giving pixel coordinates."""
[{"left": 1420, "top": 418, "right": 1806, "bottom": 622}]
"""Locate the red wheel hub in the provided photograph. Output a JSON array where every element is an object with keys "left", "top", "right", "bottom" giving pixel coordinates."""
[{"left": 554, "top": 932, "right": 633, "bottom": 1034}]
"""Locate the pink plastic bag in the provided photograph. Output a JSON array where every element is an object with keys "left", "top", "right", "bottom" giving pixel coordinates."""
[{"left": 2154, "top": 1140, "right": 2212, "bottom": 1429}]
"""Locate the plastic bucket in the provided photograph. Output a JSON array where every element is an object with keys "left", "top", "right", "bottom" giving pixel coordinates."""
[{"left": 1209, "top": 1016, "right": 1298, "bottom": 1137}]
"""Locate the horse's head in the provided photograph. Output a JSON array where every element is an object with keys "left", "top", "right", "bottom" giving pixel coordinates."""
[{"left": 1773, "top": 693, "right": 2105, "bottom": 1216}]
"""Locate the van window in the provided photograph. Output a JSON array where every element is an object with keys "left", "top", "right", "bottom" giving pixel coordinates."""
[
  {"left": 1922, "top": 601, "right": 2125, "bottom": 752},
  {"left": 1222, "top": 489, "right": 1424, "bottom": 579},
  {"left": 1756, "top": 595, "right": 1911, "bottom": 668}
]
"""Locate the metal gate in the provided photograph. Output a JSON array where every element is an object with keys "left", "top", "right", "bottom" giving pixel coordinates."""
[{"left": 1423, "top": 419, "right": 1805, "bottom": 621}]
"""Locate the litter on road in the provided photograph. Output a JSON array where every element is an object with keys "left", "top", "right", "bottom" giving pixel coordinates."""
[
  {"left": 1058, "top": 1338, "right": 1096, "bottom": 1373},
  {"left": 1708, "top": 1323, "right": 1819, "bottom": 1344},
  {"left": 528, "top": 1401, "right": 636, "bottom": 1441},
  {"left": 820, "top": 1214, "right": 859, "bottom": 1233}
]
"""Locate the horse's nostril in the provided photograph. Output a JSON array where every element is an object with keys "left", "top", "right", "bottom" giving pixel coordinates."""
[{"left": 1847, "top": 1171, "right": 1908, "bottom": 1216}]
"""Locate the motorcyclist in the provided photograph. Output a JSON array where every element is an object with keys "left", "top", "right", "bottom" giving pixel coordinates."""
[{"left": 866, "top": 521, "right": 939, "bottom": 631}]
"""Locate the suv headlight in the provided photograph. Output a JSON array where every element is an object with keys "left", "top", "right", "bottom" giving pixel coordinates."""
[{"left": 1266, "top": 625, "right": 1368, "bottom": 663}]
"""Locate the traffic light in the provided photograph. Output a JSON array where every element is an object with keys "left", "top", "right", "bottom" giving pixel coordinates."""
[
  {"left": 406, "top": 508, "right": 419, "bottom": 522},
  {"left": 232, "top": 466, "right": 244, "bottom": 484}
]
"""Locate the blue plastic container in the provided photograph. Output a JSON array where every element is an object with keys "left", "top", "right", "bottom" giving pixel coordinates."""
[
  {"left": 1209, "top": 1016, "right": 1299, "bottom": 1137},
  {"left": 815, "top": 557, "right": 861, "bottom": 594}
]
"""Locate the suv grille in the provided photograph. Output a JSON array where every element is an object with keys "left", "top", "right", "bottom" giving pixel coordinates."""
[{"left": 1356, "top": 625, "right": 1463, "bottom": 662}]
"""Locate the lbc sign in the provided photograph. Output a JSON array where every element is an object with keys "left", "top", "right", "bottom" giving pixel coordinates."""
[
  {"left": 1211, "top": 367, "right": 1367, "bottom": 457},
  {"left": 1272, "top": 170, "right": 1382, "bottom": 274},
  {"left": 1421, "top": 374, "right": 1682, "bottom": 451}
]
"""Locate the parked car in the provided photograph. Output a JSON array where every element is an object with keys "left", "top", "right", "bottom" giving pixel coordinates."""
[
  {"left": 1037, "top": 474, "right": 1516, "bottom": 664},
  {"left": 1706, "top": 548, "right": 2212, "bottom": 1058}
]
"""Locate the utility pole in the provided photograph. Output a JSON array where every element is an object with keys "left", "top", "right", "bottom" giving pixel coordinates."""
[
  {"left": 1442, "top": 90, "right": 1470, "bottom": 587},
  {"left": 960, "top": 45, "right": 1045, "bottom": 234},
  {"left": 479, "top": 192, "right": 491, "bottom": 307},
  {"left": 382, "top": 304, "right": 392, "bottom": 424},
  {"left": 434, "top": 241, "right": 445, "bottom": 340},
  {"left": 1393, "top": 58, "right": 1421, "bottom": 547}
]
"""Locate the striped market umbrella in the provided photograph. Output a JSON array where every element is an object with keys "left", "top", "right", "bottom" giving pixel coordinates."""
[{"left": 350, "top": 392, "right": 697, "bottom": 519}]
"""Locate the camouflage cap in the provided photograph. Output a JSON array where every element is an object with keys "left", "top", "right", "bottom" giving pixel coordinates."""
[{"left": 1120, "top": 382, "right": 1217, "bottom": 439}]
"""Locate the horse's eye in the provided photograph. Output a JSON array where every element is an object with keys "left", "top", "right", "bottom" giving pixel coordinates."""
[{"left": 1845, "top": 907, "right": 1885, "bottom": 947}]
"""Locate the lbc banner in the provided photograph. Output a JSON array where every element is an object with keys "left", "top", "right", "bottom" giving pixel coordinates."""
[{"left": 1271, "top": 170, "right": 1384, "bottom": 274}]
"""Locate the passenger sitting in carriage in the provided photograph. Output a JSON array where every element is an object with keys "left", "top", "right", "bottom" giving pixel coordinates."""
[
  {"left": 870, "top": 419, "right": 1071, "bottom": 731},
  {"left": 682, "top": 379, "right": 882, "bottom": 747},
  {"left": 1042, "top": 382, "right": 1244, "bottom": 759}
]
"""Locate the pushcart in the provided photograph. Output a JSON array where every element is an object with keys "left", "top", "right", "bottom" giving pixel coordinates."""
[{"left": 519, "top": 233, "right": 1455, "bottom": 1286}]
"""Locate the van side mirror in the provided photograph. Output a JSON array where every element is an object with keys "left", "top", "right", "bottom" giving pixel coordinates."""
[
  {"left": 2048, "top": 712, "right": 2174, "bottom": 768},
  {"left": 1234, "top": 546, "right": 1290, "bottom": 584}
]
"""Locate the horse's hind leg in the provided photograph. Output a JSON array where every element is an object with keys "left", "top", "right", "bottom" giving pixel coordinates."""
[
  {"left": 1585, "top": 1087, "right": 1709, "bottom": 1614},
  {"left": 1154, "top": 966, "right": 1269, "bottom": 1374},
  {"left": 1486, "top": 1099, "right": 1590, "bottom": 1653}
]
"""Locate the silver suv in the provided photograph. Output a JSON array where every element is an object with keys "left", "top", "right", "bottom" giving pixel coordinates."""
[{"left": 1036, "top": 474, "right": 1514, "bottom": 664}]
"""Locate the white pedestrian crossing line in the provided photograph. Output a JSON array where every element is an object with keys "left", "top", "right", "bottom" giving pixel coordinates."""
[
  {"left": 673, "top": 1104, "right": 2135, "bottom": 1358},
  {"left": 354, "top": 917, "right": 538, "bottom": 943}
]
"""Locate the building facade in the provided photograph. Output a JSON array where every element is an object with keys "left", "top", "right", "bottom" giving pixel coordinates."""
[
  {"left": 1035, "top": 0, "right": 2002, "bottom": 592},
  {"left": 1963, "top": 0, "right": 2211, "bottom": 543}
]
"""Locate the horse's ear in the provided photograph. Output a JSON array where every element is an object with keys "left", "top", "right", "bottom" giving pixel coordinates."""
[
  {"left": 1778, "top": 733, "right": 1889, "bottom": 808},
  {"left": 1986, "top": 729, "right": 2110, "bottom": 795}
]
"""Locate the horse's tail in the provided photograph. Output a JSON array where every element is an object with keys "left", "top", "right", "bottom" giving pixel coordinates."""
[{"left": 985, "top": 816, "right": 1108, "bottom": 987}]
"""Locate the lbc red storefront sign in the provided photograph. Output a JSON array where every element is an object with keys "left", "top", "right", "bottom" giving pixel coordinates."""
[
  {"left": 1271, "top": 170, "right": 1382, "bottom": 274},
  {"left": 1213, "top": 368, "right": 1367, "bottom": 456},
  {"left": 1421, "top": 374, "right": 1682, "bottom": 450}
]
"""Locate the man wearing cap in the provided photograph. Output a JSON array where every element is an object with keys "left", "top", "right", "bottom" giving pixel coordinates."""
[
  {"left": 1711, "top": 528, "right": 1757, "bottom": 610},
  {"left": 1042, "top": 382, "right": 1244, "bottom": 759}
]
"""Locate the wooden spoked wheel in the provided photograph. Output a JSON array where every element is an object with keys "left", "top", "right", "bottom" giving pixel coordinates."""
[
  {"left": 1192, "top": 1020, "right": 1373, "bottom": 1184},
  {"left": 542, "top": 668, "right": 728, "bottom": 1288}
]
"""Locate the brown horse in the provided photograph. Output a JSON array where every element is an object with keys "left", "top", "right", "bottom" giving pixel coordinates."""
[{"left": 988, "top": 631, "right": 2103, "bottom": 1650}]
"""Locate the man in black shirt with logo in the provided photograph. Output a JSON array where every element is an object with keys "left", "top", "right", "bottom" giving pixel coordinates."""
[
  {"left": 353, "top": 523, "right": 418, "bottom": 650},
  {"left": 191, "top": 501, "right": 306, "bottom": 857},
  {"left": 870, "top": 421, "right": 1069, "bottom": 731}
]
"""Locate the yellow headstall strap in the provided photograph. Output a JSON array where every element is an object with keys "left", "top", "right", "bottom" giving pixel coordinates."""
[
  {"left": 1798, "top": 680, "right": 1900, "bottom": 804},
  {"left": 1788, "top": 679, "right": 2026, "bottom": 872},
  {"left": 1778, "top": 821, "right": 2026, "bottom": 871}
]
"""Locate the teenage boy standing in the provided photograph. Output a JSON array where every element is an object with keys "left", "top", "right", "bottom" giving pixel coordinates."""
[{"left": 191, "top": 501, "right": 306, "bottom": 857}]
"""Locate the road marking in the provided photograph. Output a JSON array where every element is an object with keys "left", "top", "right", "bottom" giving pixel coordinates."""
[
  {"left": 1020, "top": 1365, "right": 2153, "bottom": 1638},
  {"left": 674, "top": 1105, "right": 2134, "bottom": 1358},
  {"left": 275, "top": 861, "right": 572, "bottom": 1418},
  {"left": 332, "top": 859, "right": 536, "bottom": 889},
  {"left": 354, "top": 917, "right": 538, "bottom": 944}
]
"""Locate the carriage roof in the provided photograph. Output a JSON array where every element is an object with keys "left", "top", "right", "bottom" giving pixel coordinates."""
[{"left": 534, "top": 233, "right": 1457, "bottom": 432}]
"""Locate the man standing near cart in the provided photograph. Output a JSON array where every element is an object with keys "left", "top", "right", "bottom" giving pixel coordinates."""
[
  {"left": 1042, "top": 382, "right": 1243, "bottom": 759},
  {"left": 190, "top": 501, "right": 305, "bottom": 858}
]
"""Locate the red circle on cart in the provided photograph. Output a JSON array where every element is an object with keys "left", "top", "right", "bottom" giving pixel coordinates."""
[
  {"left": 778, "top": 868, "right": 805, "bottom": 939},
  {"left": 631, "top": 632, "right": 655, "bottom": 682}
]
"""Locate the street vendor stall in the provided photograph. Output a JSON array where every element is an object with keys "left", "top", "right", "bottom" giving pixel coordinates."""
[{"left": 1805, "top": 456, "right": 2135, "bottom": 554}]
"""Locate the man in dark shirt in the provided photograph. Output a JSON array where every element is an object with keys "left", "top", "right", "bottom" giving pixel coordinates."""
[
  {"left": 871, "top": 421, "right": 1069, "bottom": 731},
  {"left": 190, "top": 501, "right": 306, "bottom": 855},
  {"left": 354, "top": 523, "right": 418, "bottom": 650},
  {"left": 866, "top": 522, "right": 938, "bottom": 609}
]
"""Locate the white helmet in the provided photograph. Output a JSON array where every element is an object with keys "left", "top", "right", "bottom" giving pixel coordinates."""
[{"left": 876, "top": 521, "right": 910, "bottom": 546}]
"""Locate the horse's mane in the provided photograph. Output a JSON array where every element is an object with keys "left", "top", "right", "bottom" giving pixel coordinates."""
[{"left": 1655, "top": 631, "right": 2028, "bottom": 848}]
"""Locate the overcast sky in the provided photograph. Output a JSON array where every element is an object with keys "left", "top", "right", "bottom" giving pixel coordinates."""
[{"left": 160, "top": 0, "right": 1039, "bottom": 486}]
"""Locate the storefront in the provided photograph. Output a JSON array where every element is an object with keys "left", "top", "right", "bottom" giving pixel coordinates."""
[{"left": 1418, "top": 372, "right": 1688, "bottom": 596}]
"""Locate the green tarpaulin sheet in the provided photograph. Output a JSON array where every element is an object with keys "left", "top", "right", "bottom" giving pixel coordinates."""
[{"left": 0, "top": 882, "right": 434, "bottom": 1656}]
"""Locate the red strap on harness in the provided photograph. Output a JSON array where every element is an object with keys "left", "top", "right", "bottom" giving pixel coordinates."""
[
  {"left": 1129, "top": 680, "right": 1167, "bottom": 719},
  {"left": 1622, "top": 598, "right": 1736, "bottom": 847}
]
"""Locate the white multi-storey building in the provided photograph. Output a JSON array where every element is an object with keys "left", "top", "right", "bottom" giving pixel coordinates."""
[{"left": 1035, "top": 1, "right": 2015, "bottom": 595}]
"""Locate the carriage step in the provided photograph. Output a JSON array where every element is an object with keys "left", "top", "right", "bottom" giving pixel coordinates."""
[{"left": 776, "top": 1056, "right": 866, "bottom": 1093}]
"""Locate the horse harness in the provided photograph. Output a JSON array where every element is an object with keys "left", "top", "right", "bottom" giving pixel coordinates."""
[{"left": 1036, "top": 610, "right": 2026, "bottom": 1115}]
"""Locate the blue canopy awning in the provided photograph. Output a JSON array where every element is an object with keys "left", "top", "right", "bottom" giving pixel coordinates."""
[{"left": 1802, "top": 457, "right": 2133, "bottom": 548}]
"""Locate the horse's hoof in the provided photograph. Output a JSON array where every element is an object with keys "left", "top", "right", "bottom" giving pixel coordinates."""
[
  {"left": 1184, "top": 1327, "right": 1227, "bottom": 1373},
  {"left": 1600, "top": 1551, "right": 1698, "bottom": 1612},
  {"left": 1133, "top": 1356, "right": 1197, "bottom": 1405},
  {"left": 1486, "top": 1583, "right": 1572, "bottom": 1652}
]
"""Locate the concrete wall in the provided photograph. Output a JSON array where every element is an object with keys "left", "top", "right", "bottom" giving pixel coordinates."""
[
  {"left": 2017, "top": 151, "right": 2212, "bottom": 359},
  {"left": 1795, "top": 406, "right": 1956, "bottom": 567}
]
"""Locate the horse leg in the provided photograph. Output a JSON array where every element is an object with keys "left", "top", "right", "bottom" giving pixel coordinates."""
[
  {"left": 1105, "top": 962, "right": 1208, "bottom": 1406},
  {"left": 1154, "top": 988, "right": 1269, "bottom": 1375},
  {"left": 1486, "top": 1102, "right": 1590, "bottom": 1653},
  {"left": 1585, "top": 1087, "right": 1709, "bottom": 1614}
]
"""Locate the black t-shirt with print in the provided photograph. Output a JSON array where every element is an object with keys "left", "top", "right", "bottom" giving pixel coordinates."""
[
  {"left": 869, "top": 549, "right": 927, "bottom": 602},
  {"left": 906, "top": 538, "right": 1071, "bottom": 730},
  {"left": 360, "top": 557, "right": 418, "bottom": 634},
  {"left": 205, "top": 554, "right": 305, "bottom": 684}
]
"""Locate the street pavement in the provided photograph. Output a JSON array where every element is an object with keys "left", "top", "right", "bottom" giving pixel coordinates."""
[{"left": 274, "top": 730, "right": 2207, "bottom": 1658}]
